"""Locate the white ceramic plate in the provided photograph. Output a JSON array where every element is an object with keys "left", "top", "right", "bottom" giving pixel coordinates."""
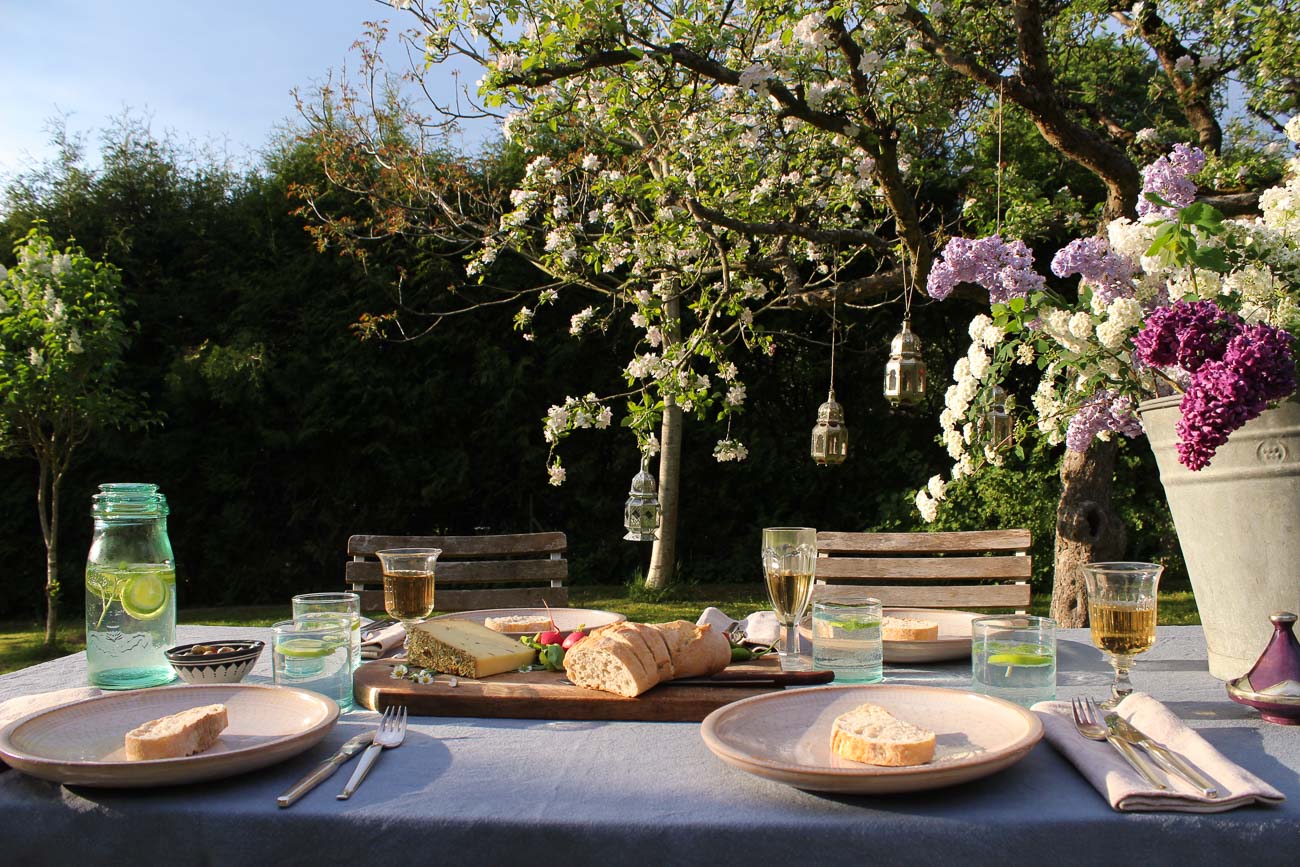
[
  {"left": 0, "top": 683, "right": 339, "bottom": 788},
  {"left": 700, "top": 683, "right": 1042, "bottom": 794},
  {"left": 431, "top": 607, "right": 625, "bottom": 635},
  {"left": 800, "top": 607, "right": 981, "bottom": 663}
]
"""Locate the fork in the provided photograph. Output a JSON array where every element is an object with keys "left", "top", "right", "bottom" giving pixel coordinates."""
[
  {"left": 337, "top": 706, "right": 408, "bottom": 800},
  {"left": 1071, "top": 697, "right": 1168, "bottom": 791}
]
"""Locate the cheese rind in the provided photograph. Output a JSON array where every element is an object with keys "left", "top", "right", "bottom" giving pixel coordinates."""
[{"left": 407, "top": 620, "right": 536, "bottom": 677}]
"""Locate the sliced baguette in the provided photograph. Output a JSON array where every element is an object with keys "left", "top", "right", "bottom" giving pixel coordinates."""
[
  {"left": 562, "top": 633, "right": 658, "bottom": 697},
  {"left": 881, "top": 616, "right": 939, "bottom": 641},
  {"left": 830, "top": 703, "right": 935, "bottom": 767},
  {"left": 619, "top": 622, "right": 675, "bottom": 681},
  {"left": 125, "top": 703, "right": 229, "bottom": 761},
  {"left": 650, "top": 620, "right": 731, "bottom": 679},
  {"left": 592, "top": 625, "right": 658, "bottom": 686}
]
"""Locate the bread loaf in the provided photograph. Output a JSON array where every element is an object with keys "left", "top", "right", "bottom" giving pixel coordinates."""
[
  {"left": 125, "top": 703, "right": 229, "bottom": 760},
  {"left": 563, "top": 620, "right": 730, "bottom": 697},
  {"left": 830, "top": 703, "right": 935, "bottom": 767},
  {"left": 882, "top": 616, "right": 939, "bottom": 641}
]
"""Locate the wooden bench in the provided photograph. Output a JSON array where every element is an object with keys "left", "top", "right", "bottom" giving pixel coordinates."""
[
  {"left": 814, "top": 530, "right": 1032, "bottom": 611},
  {"left": 346, "top": 532, "right": 569, "bottom": 612}
]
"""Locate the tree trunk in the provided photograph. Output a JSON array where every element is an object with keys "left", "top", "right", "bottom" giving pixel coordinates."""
[
  {"left": 36, "top": 457, "right": 61, "bottom": 647},
  {"left": 1051, "top": 438, "right": 1127, "bottom": 627},
  {"left": 645, "top": 398, "right": 683, "bottom": 591}
]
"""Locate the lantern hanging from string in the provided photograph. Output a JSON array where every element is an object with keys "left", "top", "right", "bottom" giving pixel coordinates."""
[
  {"left": 986, "top": 385, "right": 1013, "bottom": 447},
  {"left": 811, "top": 296, "right": 849, "bottom": 465},
  {"left": 884, "top": 258, "right": 928, "bottom": 408},
  {"left": 622, "top": 454, "right": 660, "bottom": 542}
]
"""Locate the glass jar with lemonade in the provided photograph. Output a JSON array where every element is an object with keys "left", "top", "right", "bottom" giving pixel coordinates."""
[{"left": 84, "top": 483, "right": 178, "bottom": 689}]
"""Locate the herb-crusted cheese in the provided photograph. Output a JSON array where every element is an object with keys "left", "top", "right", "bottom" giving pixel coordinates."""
[{"left": 407, "top": 619, "right": 535, "bottom": 678}]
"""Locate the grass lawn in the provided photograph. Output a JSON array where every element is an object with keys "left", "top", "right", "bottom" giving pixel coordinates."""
[{"left": 0, "top": 584, "right": 1202, "bottom": 675}]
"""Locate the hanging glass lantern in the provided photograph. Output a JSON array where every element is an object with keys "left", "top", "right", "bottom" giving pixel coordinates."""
[
  {"left": 810, "top": 388, "right": 849, "bottom": 466},
  {"left": 884, "top": 319, "right": 927, "bottom": 408},
  {"left": 986, "top": 385, "right": 1013, "bottom": 447},
  {"left": 622, "top": 456, "right": 660, "bottom": 542}
]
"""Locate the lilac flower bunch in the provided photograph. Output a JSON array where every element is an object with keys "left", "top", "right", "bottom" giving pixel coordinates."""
[
  {"left": 1136, "top": 143, "right": 1206, "bottom": 220},
  {"left": 1136, "top": 301, "right": 1296, "bottom": 468},
  {"left": 916, "top": 135, "right": 1300, "bottom": 520}
]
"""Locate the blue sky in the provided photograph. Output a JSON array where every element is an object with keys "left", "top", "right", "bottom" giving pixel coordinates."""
[{"left": 0, "top": 0, "right": 496, "bottom": 177}]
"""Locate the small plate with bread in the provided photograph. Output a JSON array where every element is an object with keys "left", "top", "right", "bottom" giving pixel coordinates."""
[
  {"left": 0, "top": 683, "right": 339, "bottom": 787},
  {"left": 429, "top": 607, "right": 625, "bottom": 636},
  {"left": 800, "top": 607, "right": 982, "bottom": 663},
  {"left": 700, "top": 683, "right": 1043, "bottom": 794}
]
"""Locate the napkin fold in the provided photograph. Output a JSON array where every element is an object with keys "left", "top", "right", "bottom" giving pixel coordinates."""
[
  {"left": 361, "top": 621, "right": 407, "bottom": 659},
  {"left": 697, "top": 606, "right": 781, "bottom": 647},
  {"left": 1033, "top": 692, "right": 1285, "bottom": 812},
  {"left": 0, "top": 687, "right": 102, "bottom": 771}
]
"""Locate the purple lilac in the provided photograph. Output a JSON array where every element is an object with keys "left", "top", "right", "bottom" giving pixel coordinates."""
[
  {"left": 1050, "top": 236, "right": 1136, "bottom": 304},
  {"left": 926, "top": 235, "right": 1045, "bottom": 302},
  {"left": 1137, "top": 143, "right": 1205, "bottom": 220},
  {"left": 1065, "top": 391, "right": 1146, "bottom": 452},
  {"left": 1133, "top": 300, "right": 1242, "bottom": 372}
]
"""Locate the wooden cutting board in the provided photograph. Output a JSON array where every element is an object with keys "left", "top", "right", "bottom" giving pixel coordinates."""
[{"left": 353, "top": 656, "right": 832, "bottom": 722}]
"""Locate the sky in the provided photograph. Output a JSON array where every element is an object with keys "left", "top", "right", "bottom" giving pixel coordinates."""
[{"left": 0, "top": 0, "right": 497, "bottom": 178}]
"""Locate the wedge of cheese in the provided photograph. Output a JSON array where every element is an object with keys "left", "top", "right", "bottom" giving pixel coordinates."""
[{"left": 407, "top": 619, "right": 536, "bottom": 678}]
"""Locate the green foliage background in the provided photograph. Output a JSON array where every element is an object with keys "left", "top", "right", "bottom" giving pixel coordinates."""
[{"left": 0, "top": 121, "right": 1186, "bottom": 619}]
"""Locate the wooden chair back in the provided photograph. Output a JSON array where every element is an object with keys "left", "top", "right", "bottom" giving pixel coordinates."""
[
  {"left": 814, "top": 530, "right": 1032, "bottom": 611},
  {"left": 346, "top": 532, "right": 568, "bottom": 612}
]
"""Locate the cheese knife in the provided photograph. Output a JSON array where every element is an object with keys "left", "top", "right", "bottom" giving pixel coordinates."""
[
  {"left": 1104, "top": 713, "right": 1220, "bottom": 798},
  {"left": 276, "top": 731, "right": 374, "bottom": 808}
]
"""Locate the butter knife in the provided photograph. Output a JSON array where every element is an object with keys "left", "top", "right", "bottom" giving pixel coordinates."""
[
  {"left": 276, "top": 732, "right": 373, "bottom": 808},
  {"left": 1105, "top": 714, "right": 1220, "bottom": 798}
]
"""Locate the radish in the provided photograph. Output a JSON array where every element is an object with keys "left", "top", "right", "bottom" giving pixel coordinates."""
[
  {"left": 561, "top": 630, "right": 586, "bottom": 650},
  {"left": 537, "top": 629, "right": 564, "bottom": 646}
]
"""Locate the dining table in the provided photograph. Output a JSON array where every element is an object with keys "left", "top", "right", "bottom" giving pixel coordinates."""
[{"left": 0, "top": 623, "right": 1296, "bottom": 866}]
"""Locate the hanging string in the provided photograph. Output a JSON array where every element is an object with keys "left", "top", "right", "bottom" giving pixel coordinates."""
[
  {"left": 995, "top": 79, "right": 1005, "bottom": 237},
  {"left": 829, "top": 293, "right": 838, "bottom": 391},
  {"left": 901, "top": 248, "right": 913, "bottom": 322}
]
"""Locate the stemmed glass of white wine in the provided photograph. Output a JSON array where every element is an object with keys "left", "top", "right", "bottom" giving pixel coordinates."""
[
  {"left": 376, "top": 548, "right": 441, "bottom": 654},
  {"left": 761, "top": 527, "right": 817, "bottom": 671},
  {"left": 1082, "top": 561, "right": 1163, "bottom": 708}
]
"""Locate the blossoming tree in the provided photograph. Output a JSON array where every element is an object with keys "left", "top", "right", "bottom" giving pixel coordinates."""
[
  {"left": 0, "top": 229, "right": 137, "bottom": 645},
  {"left": 298, "top": 0, "right": 1296, "bottom": 591}
]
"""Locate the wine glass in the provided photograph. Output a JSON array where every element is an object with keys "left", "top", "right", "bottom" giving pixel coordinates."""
[
  {"left": 375, "top": 548, "right": 441, "bottom": 654},
  {"left": 761, "top": 527, "right": 817, "bottom": 671},
  {"left": 1082, "top": 561, "right": 1163, "bottom": 708}
]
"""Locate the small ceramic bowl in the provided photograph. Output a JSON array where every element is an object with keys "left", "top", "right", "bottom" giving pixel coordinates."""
[{"left": 165, "top": 640, "right": 264, "bottom": 684}]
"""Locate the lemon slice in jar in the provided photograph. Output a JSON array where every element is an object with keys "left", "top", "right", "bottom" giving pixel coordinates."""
[
  {"left": 987, "top": 652, "right": 1052, "bottom": 667},
  {"left": 120, "top": 571, "right": 170, "bottom": 620}
]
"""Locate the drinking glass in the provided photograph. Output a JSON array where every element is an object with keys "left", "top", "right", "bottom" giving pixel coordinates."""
[
  {"left": 811, "top": 590, "right": 883, "bottom": 683},
  {"left": 971, "top": 615, "right": 1057, "bottom": 707},
  {"left": 272, "top": 614, "right": 354, "bottom": 711},
  {"left": 293, "top": 592, "right": 361, "bottom": 672},
  {"left": 761, "top": 527, "right": 817, "bottom": 671},
  {"left": 375, "top": 547, "right": 441, "bottom": 652},
  {"left": 1082, "top": 561, "right": 1162, "bottom": 708}
]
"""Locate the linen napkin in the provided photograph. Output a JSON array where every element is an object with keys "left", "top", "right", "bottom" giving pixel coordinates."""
[
  {"left": 1033, "top": 692, "right": 1286, "bottom": 812},
  {"left": 0, "top": 687, "right": 102, "bottom": 771},
  {"left": 697, "top": 606, "right": 781, "bottom": 647},
  {"left": 361, "top": 621, "right": 406, "bottom": 659}
]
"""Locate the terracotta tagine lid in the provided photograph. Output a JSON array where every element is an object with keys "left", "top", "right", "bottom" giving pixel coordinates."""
[{"left": 1226, "top": 612, "right": 1300, "bottom": 725}]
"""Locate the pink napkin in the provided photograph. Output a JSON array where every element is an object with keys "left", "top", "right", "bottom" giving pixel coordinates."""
[
  {"left": 1033, "top": 692, "right": 1285, "bottom": 812},
  {"left": 361, "top": 622, "right": 406, "bottom": 659}
]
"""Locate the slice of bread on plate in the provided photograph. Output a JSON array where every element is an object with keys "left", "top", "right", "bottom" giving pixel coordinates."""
[
  {"left": 882, "top": 616, "right": 939, "bottom": 641},
  {"left": 125, "top": 703, "right": 229, "bottom": 760},
  {"left": 483, "top": 615, "right": 553, "bottom": 634},
  {"left": 830, "top": 703, "right": 936, "bottom": 767}
]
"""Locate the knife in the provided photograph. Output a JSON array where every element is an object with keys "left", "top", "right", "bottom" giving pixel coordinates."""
[
  {"left": 662, "top": 670, "right": 835, "bottom": 687},
  {"left": 1105, "top": 713, "right": 1220, "bottom": 798},
  {"left": 276, "top": 732, "right": 374, "bottom": 808}
]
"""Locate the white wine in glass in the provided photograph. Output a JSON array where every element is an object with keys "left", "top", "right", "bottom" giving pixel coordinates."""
[
  {"left": 375, "top": 547, "right": 441, "bottom": 654},
  {"left": 1082, "top": 561, "right": 1162, "bottom": 708},
  {"left": 761, "top": 527, "right": 817, "bottom": 671}
]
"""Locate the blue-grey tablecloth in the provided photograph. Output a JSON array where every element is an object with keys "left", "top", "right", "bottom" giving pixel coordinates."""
[{"left": 1, "top": 625, "right": 1295, "bottom": 867}]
